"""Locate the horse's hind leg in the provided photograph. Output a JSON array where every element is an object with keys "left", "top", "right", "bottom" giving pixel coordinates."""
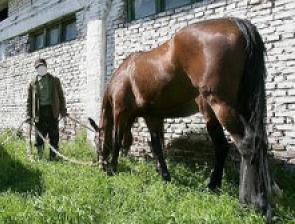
[
  {"left": 145, "top": 117, "right": 171, "bottom": 181},
  {"left": 205, "top": 98, "right": 268, "bottom": 206},
  {"left": 198, "top": 96, "right": 229, "bottom": 190},
  {"left": 205, "top": 98, "right": 272, "bottom": 221}
]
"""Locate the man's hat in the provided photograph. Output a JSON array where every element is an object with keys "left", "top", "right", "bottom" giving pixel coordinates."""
[{"left": 34, "top": 58, "right": 47, "bottom": 68}]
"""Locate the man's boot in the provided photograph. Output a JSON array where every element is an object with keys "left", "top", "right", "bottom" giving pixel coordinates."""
[{"left": 36, "top": 145, "right": 44, "bottom": 160}]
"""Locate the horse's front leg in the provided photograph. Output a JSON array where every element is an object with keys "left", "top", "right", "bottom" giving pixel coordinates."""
[
  {"left": 145, "top": 117, "right": 171, "bottom": 182},
  {"left": 97, "top": 129, "right": 111, "bottom": 172},
  {"left": 88, "top": 117, "right": 112, "bottom": 172},
  {"left": 96, "top": 121, "right": 113, "bottom": 173},
  {"left": 110, "top": 112, "right": 131, "bottom": 173},
  {"left": 110, "top": 130, "right": 122, "bottom": 174}
]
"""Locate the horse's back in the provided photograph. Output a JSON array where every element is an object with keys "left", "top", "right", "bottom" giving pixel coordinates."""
[
  {"left": 174, "top": 18, "right": 247, "bottom": 103},
  {"left": 109, "top": 18, "right": 248, "bottom": 116}
]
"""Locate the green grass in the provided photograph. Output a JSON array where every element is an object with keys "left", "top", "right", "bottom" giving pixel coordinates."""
[{"left": 0, "top": 131, "right": 294, "bottom": 224}]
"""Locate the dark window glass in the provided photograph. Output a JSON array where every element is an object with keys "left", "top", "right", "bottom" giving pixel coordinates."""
[
  {"left": 0, "top": 7, "right": 8, "bottom": 22},
  {"left": 165, "top": 0, "right": 191, "bottom": 10},
  {"left": 134, "top": 0, "right": 156, "bottom": 19},
  {"left": 47, "top": 26, "right": 60, "bottom": 46},
  {"left": 34, "top": 33, "right": 45, "bottom": 50},
  {"left": 127, "top": 0, "right": 199, "bottom": 21},
  {"left": 63, "top": 22, "right": 77, "bottom": 41}
]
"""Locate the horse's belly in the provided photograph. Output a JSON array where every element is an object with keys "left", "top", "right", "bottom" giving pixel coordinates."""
[
  {"left": 148, "top": 98, "right": 199, "bottom": 118},
  {"left": 139, "top": 73, "right": 199, "bottom": 117}
]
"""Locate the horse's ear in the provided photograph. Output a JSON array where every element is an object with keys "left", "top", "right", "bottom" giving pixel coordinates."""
[{"left": 88, "top": 117, "right": 99, "bottom": 132}]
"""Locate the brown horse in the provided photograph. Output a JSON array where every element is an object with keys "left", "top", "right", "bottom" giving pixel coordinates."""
[{"left": 89, "top": 17, "right": 275, "bottom": 221}]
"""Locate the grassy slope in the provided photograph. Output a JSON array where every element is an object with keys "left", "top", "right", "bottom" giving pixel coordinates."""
[{"left": 0, "top": 132, "right": 294, "bottom": 224}]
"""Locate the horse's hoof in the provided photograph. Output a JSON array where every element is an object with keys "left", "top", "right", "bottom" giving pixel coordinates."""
[
  {"left": 207, "top": 182, "right": 221, "bottom": 193},
  {"left": 106, "top": 168, "right": 116, "bottom": 176},
  {"left": 266, "top": 208, "right": 272, "bottom": 224},
  {"left": 262, "top": 202, "right": 272, "bottom": 224},
  {"left": 98, "top": 160, "right": 108, "bottom": 172}
]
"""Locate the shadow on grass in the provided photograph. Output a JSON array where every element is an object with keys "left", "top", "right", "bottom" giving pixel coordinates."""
[
  {"left": 115, "top": 131, "right": 240, "bottom": 195},
  {"left": 270, "top": 161, "right": 295, "bottom": 219},
  {"left": 0, "top": 145, "right": 44, "bottom": 195},
  {"left": 163, "top": 132, "right": 239, "bottom": 190},
  {"left": 164, "top": 132, "right": 295, "bottom": 220}
]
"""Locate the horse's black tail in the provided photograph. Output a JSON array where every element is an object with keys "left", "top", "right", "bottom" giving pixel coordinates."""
[
  {"left": 234, "top": 18, "right": 267, "bottom": 144},
  {"left": 233, "top": 18, "right": 275, "bottom": 202}
]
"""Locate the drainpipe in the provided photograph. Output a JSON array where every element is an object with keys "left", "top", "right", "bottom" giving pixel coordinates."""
[{"left": 85, "top": 0, "right": 112, "bottom": 141}]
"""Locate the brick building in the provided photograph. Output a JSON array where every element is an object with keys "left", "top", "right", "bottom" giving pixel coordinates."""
[{"left": 0, "top": 0, "right": 294, "bottom": 163}]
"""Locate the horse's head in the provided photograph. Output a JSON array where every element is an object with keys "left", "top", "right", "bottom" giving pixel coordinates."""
[{"left": 238, "top": 125, "right": 277, "bottom": 222}]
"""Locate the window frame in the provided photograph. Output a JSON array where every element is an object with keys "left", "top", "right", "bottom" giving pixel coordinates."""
[
  {"left": 127, "top": 0, "right": 201, "bottom": 21},
  {"left": 30, "top": 15, "right": 77, "bottom": 52}
]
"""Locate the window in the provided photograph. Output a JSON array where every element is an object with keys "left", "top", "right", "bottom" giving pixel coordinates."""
[
  {"left": 164, "top": 0, "right": 192, "bottom": 10},
  {"left": 63, "top": 21, "right": 77, "bottom": 41},
  {"left": 47, "top": 26, "right": 60, "bottom": 46},
  {"left": 127, "top": 0, "right": 201, "bottom": 21},
  {"left": 134, "top": 0, "right": 156, "bottom": 20},
  {"left": 34, "top": 32, "right": 45, "bottom": 50},
  {"left": 0, "top": 0, "right": 8, "bottom": 23},
  {"left": 0, "top": 7, "right": 8, "bottom": 22},
  {"left": 30, "top": 15, "right": 77, "bottom": 52}
]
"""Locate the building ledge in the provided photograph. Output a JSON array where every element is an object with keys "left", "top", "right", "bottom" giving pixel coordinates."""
[{"left": 0, "top": 0, "right": 84, "bottom": 42}]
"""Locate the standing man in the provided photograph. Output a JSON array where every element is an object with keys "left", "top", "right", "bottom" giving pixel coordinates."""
[{"left": 26, "top": 58, "right": 67, "bottom": 160}]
